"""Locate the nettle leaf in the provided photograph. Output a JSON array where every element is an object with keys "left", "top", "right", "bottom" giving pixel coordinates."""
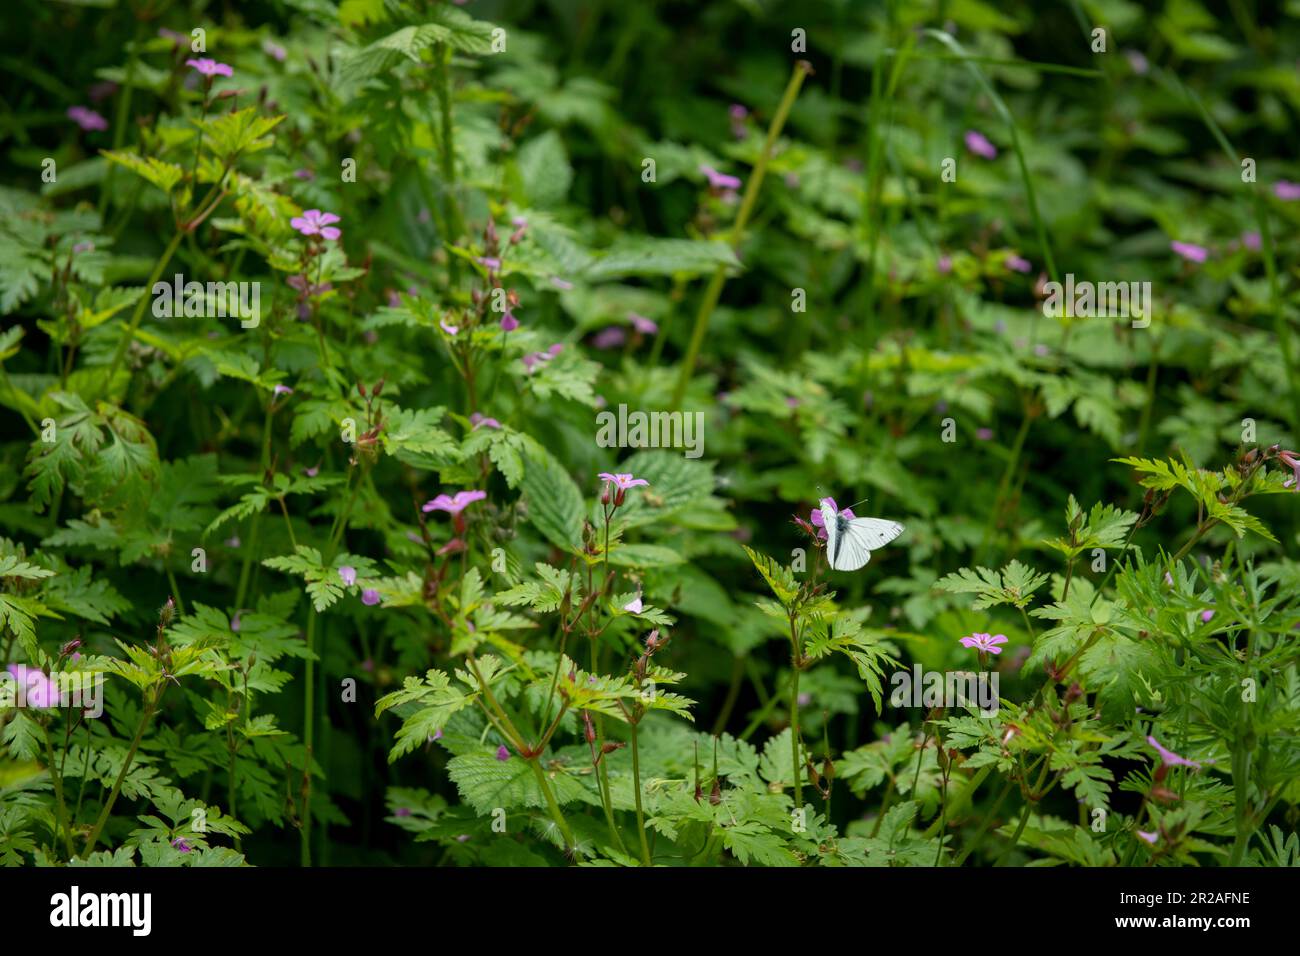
[
  {"left": 935, "top": 559, "right": 1049, "bottom": 610},
  {"left": 580, "top": 238, "right": 741, "bottom": 281},
  {"left": 613, "top": 450, "right": 716, "bottom": 530},
  {"left": 340, "top": 9, "right": 497, "bottom": 85},
  {"left": 445, "top": 752, "right": 591, "bottom": 814},
  {"left": 520, "top": 438, "right": 584, "bottom": 552}
]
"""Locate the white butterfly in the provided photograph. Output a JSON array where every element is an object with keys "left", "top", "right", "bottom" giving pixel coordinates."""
[{"left": 820, "top": 498, "right": 904, "bottom": 572}]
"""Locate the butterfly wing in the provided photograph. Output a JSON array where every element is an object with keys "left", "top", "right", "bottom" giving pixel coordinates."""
[
  {"left": 828, "top": 516, "right": 904, "bottom": 572},
  {"left": 819, "top": 501, "right": 840, "bottom": 566},
  {"left": 845, "top": 517, "right": 904, "bottom": 549}
]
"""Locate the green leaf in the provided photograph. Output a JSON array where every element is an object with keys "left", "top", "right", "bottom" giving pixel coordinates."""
[
  {"left": 100, "top": 150, "right": 184, "bottom": 195},
  {"left": 519, "top": 438, "right": 584, "bottom": 552}
]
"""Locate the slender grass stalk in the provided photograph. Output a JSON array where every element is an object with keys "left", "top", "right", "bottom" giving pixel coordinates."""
[{"left": 671, "top": 62, "right": 810, "bottom": 407}]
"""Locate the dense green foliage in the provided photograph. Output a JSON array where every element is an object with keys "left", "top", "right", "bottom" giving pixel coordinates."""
[{"left": 1, "top": 0, "right": 1299, "bottom": 868}]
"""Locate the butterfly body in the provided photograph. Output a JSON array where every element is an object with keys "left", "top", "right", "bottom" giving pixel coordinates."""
[{"left": 820, "top": 499, "right": 904, "bottom": 571}]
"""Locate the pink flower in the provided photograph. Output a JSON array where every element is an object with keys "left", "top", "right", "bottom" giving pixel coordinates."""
[
  {"left": 700, "top": 164, "right": 742, "bottom": 191},
  {"left": 937, "top": 254, "right": 952, "bottom": 275},
  {"left": 67, "top": 106, "right": 108, "bottom": 131},
  {"left": 440, "top": 319, "right": 459, "bottom": 336},
  {"left": 186, "top": 58, "right": 233, "bottom": 78},
  {"left": 273, "top": 384, "right": 293, "bottom": 396},
  {"left": 1137, "top": 830, "right": 1158, "bottom": 844},
  {"left": 470, "top": 413, "right": 500, "bottom": 430},
  {"left": 550, "top": 276, "right": 573, "bottom": 290},
  {"left": 496, "top": 745, "right": 511, "bottom": 761},
  {"left": 339, "top": 566, "right": 357, "bottom": 586},
  {"left": 287, "top": 274, "right": 331, "bottom": 296},
  {"left": 477, "top": 257, "right": 501, "bottom": 270},
  {"left": 547, "top": 343, "right": 564, "bottom": 357},
  {"left": 1147, "top": 735, "right": 1201, "bottom": 769},
  {"left": 1274, "top": 181, "right": 1300, "bottom": 201},
  {"left": 624, "top": 596, "right": 644, "bottom": 614},
  {"left": 976, "top": 427, "right": 994, "bottom": 441},
  {"left": 729, "top": 103, "right": 748, "bottom": 138},
  {"left": 499, "top": 312, "right": 519, "bottom": 332},
  {"left": 1171, "top": 240, "right": 1208, "bottom": 263},
  {"left": 598, "top": 472, "right": 649, "bottom": 491},
  {"left": 1241, "top": 231, "right": 1261, "bottom": 251},
  {"left": 809, "top": 497, "right": 855, "bottom": 541},
  {"left": 5, "top": 665, "right": 60, "bottom": 707},
  {"left": 361, "top": 588, "right": 381, "bottom": 606},
  {"left": 1279, "top": 450, "right": 1300, "bottom": 489},
  {"left": 629, "top": 313, "right": 658, "bottom": 335},
  {"left": 964, "top": 130, "right": 998, "bottom": 160},
  {"left": 422, "top": 490, "right": 487, "bottom": 515},
  {"left": 291, "top": 209, "right": 342, "bottom": 241},
  {"left": 262, "top": 39, "right": 287, "bottom": 62},
  {"left": 1005, "top": 254, "right": 1032, "bottom": 274},
  {"left": 1126, "top": 50, "right": 1149, "bottom": 75},
  {"left": 1200, "top": 609, "right": 1214, "bottom": 623},
  {"left": 592, "top": 327, "right": 627, "bottom": 350},
  {"left": 959, "top": 633, "right": 1009, "bottom": 655},
  {"left": 171, "top": 838, "right": 193, "bottom": 853}
]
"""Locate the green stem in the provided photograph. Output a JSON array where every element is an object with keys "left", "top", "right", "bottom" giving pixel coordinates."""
[
  {"left": 300, "top": 609, "right": 317, "bottom": 867},
  {"left": 84, "top": 689, "right": 160, "bottom": 856},
  {"left": 1228, "top": 628, "right": 1258, "bottom": 865},
  {"left": 528, "top": 758, "right": 575, "bottom": 855},
  {"left": 43, "top": 723, "right": 75, "bottom": 859},
  {"left": 671, "top": 62, "right": 810, "bottom": 406},
  {"left": 98, "top": 230, "right": 185, "bottom": 402},
  {"left": 790, "top": 663, "right": 802, "bottom": 809},
  {"left": 629, "top": 720, "right": 651, "bottom": 866}
]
